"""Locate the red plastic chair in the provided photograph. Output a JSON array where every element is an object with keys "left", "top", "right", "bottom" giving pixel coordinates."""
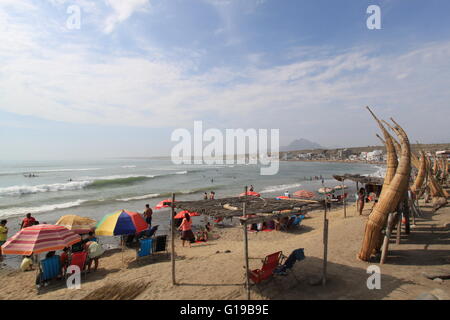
[
  {"left": 67, "top": 251, "right": 88, "bottom": 279},
  {"left": 249, "top": 251, "right": 283, "bottom": 284}
]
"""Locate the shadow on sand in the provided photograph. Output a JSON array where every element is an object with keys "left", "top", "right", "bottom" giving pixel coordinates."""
[{"left": 249, "top": 256, "right": 411, "bottom": 300}]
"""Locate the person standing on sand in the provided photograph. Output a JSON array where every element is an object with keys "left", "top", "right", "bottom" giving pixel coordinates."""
[
  {"left": 85, "top": 241, "right": 104, "bottom": 272},
  {"left": 179, "top": 213, "right": 195, "bottom": 248},
  {"left": 0, "top": 220, "right": 8, "bottom": 258},
  {"left": 21, "top": 213, "right": 36, "bottom": 229},
  {"left": 358, "top": 188, "right": 366, "bottom": 215},
  {"left": 143, "top": 204, "right": 153, "bottom": 227}
]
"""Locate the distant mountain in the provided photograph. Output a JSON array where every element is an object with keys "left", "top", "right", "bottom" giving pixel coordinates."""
[{"left": 280, "top": 138, "right": 323, "bottom": 152}]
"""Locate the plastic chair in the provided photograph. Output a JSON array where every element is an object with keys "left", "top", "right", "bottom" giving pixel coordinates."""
[
  {"left": 291, "top": 215, "right": 305, "bottom": 228},
  {"left": 153, "top": 235, "right": 167, "bottom": 253},
  {"left": 67, "top": 251, "right": 88, "bottom": 279},
  {"left": 137, "top": 238, "right": 153, "bottom": 258},
  {"left": 37, "top": 255, "right": 61, "bottom": 289},
  {"left": 248, "top": 251, "right": 282, "bottom": 284}
]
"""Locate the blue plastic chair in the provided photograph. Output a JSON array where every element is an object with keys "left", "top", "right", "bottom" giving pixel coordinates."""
[
  {"left": 291, "top": 215, "right": 305, "bottom": 228},
  {"left": 40, "top": 255, "right": 61, "bottom": 282},
  {"left": 137, "top": 238, "right": 153, "bottom": 258}
]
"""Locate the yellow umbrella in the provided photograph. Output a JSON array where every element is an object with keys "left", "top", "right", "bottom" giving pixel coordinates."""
[{"left": 55, "top": 215, "right": 97, "bottom": 234}]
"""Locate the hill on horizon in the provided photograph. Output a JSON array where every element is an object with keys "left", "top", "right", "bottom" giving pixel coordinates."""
[{"left": 280, "top": 138, "right": 323, "bottom": 152}]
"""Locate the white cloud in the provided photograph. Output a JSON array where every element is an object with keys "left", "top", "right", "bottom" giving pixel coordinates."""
[
  {"left": 103, "top": 0, "right": 150, "bottom": 33},
  {"left": 0, "top": 3, "right": 449, "bottom": 146}
]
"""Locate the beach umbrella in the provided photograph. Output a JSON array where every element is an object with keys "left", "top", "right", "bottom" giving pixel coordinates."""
[
  {"left": 174, "top": 210, "right": 200, "bottom": 219},
  {"left": 239, "top": 191, "right": 261, "bottom": 197},
  {"left": 293, "top": 190, "right": 315, "bottom": 199},
  {"left": 55, "top": 215, "right": 97, "bottom": 234},
  {"left": 95, "top": 210, "right": 148, "bottom": 236},
  {"left": 318, "top": 187, "right": 334, "bottom": 194},
  {"left": 1, "top": 224, "right": 81, "bottom": 255},
  {"left": 275, "top": 196, "right": 290, "bottom": 200},
  {"left": 155, "top": 199, "right": 173, "bottom": 210},
  {"left": 333, "top": 185, "right": 348, "bottom": 190}
]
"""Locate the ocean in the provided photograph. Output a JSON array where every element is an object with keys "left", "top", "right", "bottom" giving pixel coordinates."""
[{"left": 0, "top": 158, "right": 383, "bottom": 268}]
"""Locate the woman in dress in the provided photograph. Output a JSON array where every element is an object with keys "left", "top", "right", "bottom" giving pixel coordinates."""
[{"left": 178, "top": 213, "right": 195, "bottom": 247}]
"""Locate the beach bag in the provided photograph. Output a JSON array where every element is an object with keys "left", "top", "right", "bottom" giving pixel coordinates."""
[{"left": 88, "top": 242, "right": 105, "bottom": 259}]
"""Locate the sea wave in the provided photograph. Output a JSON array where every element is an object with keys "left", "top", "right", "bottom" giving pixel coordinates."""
[
  {"left": 0, "top": 171, "right": 191, "bottom": 197},
  {"left": 116, "top": 193, "right": 160, "bottom": 202},
  {"left": 0, "top": 168, "right": 101, "bottom": 176},
  {"left": 366, "top": 165, "right": 386, "bottom": 178},
  {"left": 260, "top": 183, "right": 303, "bottom": 193},
  {"left": 0, "top": 181, "right": 92, "bottom": 196},
  {"left": 0, "top": 199, "right": 88, "bottom": 218},
  {"left": 121, "top": 165, "right": 137, "bottom": 168}
]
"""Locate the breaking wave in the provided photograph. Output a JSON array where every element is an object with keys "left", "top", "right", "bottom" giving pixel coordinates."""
[
  {"left": 0, "top": 199, "right": 88, "bottom": 218},
  {"left": 260, "top": 183, "right": 303, "bottom": 193}
]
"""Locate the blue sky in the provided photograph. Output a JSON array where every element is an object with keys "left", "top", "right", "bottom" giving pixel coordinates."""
[{"left": 0, "top": 0, "right": 449, "bottom": 160}]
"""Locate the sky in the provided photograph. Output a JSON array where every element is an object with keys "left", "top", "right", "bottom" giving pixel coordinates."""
[{"left": 0, "top": 0, "right": 449, "bottom": 160}]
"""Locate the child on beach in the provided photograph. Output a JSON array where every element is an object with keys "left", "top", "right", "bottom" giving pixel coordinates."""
[
  {"left": 60, "top": 247, "right": 69, "bottom": 275},
  {"left": 20, "top": 255, "right": 34, "bottom": 272}
]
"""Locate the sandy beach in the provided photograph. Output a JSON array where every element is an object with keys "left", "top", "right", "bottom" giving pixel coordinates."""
[{"left": 1, "top": 199, "right": 449, "bottom": 300}]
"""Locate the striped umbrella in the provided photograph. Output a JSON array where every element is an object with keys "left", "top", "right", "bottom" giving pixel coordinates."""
[
  {"left": 55, "top": 215, "right": 97, "bottom": 234},
  {"left": 293, "top": 190, "right": 315, "bottom": 199},
  {"left": 1, "top": 224, "right": 81, "bottom": 255},
  {"left": 95, "top": 210, "right": 148, "bottom": 236}
]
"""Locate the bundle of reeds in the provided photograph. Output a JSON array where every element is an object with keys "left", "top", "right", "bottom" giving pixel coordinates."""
[
  {"left": 358, "top": 113, "right": 411, "bottom": 262},
  {"left": 411, "top": 151, "right": 426, "bottom": 195},
  {"left": 82, "top": 280, "right": 150, "bottom": 300}
]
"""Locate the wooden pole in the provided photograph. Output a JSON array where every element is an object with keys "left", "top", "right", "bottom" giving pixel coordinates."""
[
  {"left": 356, "top": 181, "right": 359, "bottom": 214},
  {"left": 242, "top": 202, "right": 250, "bottom": 300},
  {"left": 396, "top": 212, "right": 402, "bottom": 245},
  {"left": 171, "top": 193, "right": 176, "bottom": 285},
  {"left": 322, "top": 199, "right": 328, "bottom": 286},
  {"left": 342, "top": 179, "right": 346, "bottom": 218},
  {"left": 380, "top": 213, "right": 394, "bottom": 264},
  {"left": 404, "top": 193, "right": 410, "bottom": 235}
]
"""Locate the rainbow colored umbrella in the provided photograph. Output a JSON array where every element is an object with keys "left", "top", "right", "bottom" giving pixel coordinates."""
[
  {"left": 1, "top": 224, "right": 81, "bottom": 255},
  {"left": 95, "top": 210, "right": 148, "bottom": 236}
]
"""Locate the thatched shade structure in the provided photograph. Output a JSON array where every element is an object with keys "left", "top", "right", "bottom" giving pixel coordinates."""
[{"left": 173, "top": 196, "right": 322, "bottom": 223}]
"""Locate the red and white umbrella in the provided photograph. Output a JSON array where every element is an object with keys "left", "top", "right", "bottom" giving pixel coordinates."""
[
  {"left": 293, "top": 190, "right": 315, "bottom": 199},
  {"left": 239, "top": 191, "right": 261, "bottom": 197},
  {"left": 1, "top": 224, "right": 81, "bottom": 256}
]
